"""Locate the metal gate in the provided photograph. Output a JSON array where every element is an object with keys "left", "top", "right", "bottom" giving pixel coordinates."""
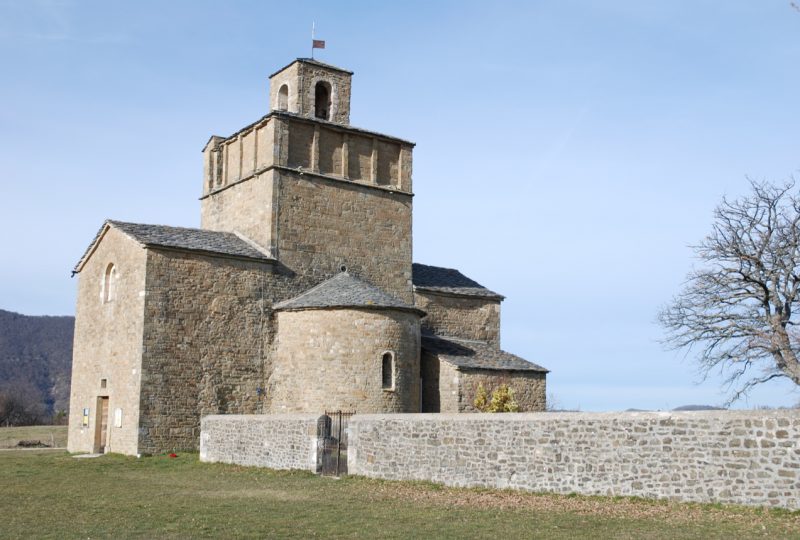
[{"left": 317, "top": 411, "right": 354, "bottom": 476}]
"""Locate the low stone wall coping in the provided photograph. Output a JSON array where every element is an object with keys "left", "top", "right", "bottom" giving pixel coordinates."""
[{"left": 351, "top": 409, "right": 799, "bottom": 421}]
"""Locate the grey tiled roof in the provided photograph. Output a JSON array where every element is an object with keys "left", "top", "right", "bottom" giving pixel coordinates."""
[
  {"left": 274, "top": 272, "right": 425, "bottom": 315},
  {"left": 269, "top": 57, "right": 354, "bottom": 78},
  {"left": 422, "top": 334, "right": 548, "bottom": 372},
  {"left": 412, "top": 263, "right": 504, "bottom": 300},
  {"left": 74, "top": 220, "right": 273, "bottom": 273}
]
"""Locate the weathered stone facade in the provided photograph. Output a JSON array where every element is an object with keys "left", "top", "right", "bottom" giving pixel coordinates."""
[
  {"left": 420, "top": 350, "right": 546, "bottom": 413},
  {"left": 421, "top": 351, "right": 460, "bottom": 413},
  {"left": 271, "top": 308, "right": 421, "bottom": 413},
  {"left": 268, "top": 60, "right": 353, "bottom": 124},
  {"left": 68, "top": 227, "right": 146, "bottom": 455},
  {"left": 274, "top": 172, "right": 413, "bottom": 302},
  {"left": 414, "top": 291, "right": 501, "bottom": 345},
  {"left": 200, "top": 116, "right": 414, "bottom": 301},
  {"left": 69, "top": 57, "right": 546, "bottom": 456},
  {"left": 137, "top": 249, "right": 295, "bottom": 453},
  {"left": 457, "top": 369, "right": 546, "bottom": 412}
]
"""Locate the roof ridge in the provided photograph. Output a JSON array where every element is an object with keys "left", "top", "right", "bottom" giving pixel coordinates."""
[
  {"left": 412, "top": 262, "right": 504, "bottom": 300},
  {"left": 274, "top": 271, "right": 424, "bottom": 315},
  {"left": 423, "top": 334, "right": 489, "bottom": 345},
  {"left": 110, "top": 220, "right": 217, "bottom": 234},
  {"left": 73, "top": 220, "right": 274, "bottom": 274},
  {"left": 421, "top": 334, "right": 548, "bottom": 373}
]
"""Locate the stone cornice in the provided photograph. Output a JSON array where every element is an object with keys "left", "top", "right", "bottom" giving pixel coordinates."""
[
  {"left": 200, "top": 165, "right": 414, "bottom": 201},
  {"left": 205, "top": 110, "right": 414, "bottom": 151}
]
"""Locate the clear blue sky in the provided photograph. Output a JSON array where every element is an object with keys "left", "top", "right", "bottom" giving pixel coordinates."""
[{"left": 2, "top": 1, "right": 799, "bottom": 410}]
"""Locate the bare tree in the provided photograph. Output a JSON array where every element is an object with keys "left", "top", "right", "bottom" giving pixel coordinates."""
[
  {"left": 659, "top": 180, "right": 800, "bottom": 403},
  {"left": 0, "top": 380, "right": 46, "bottom": 427}
]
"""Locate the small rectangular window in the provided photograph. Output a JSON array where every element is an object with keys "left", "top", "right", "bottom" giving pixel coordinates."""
[{"left": 100, "top": 378, "right": 107, "bottom": 389}]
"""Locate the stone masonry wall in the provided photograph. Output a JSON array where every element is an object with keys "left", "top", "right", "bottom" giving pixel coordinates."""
[
  {"left": 347, "top": 411, "right": 800, "bottom": 509},
  {"left": 68, "top": 227, "right": 146, "bottom": 456},
  {"left": 276, "top": 172, "right": 413, "bottom": 302},
  {"left": 270, "top": 309, "right": 420, "bottom": 413},
  {"left": 414, "top": 291, "right": 501, "bottom": 345},
  {"left": 200, "top": 114, "right": 414, "bottom": 300},
  {"left": 138, "top": 249, "right": 298, "bottom": 454},
  {"left": 269, "top": 62, "right": 301, "bottom": 115},
  {"left": 201, "top": 414, "right": 319, "bottom": 471},
  {"left": 296, "top": 62, "right": 352, "bottom": 124},
  {"left": 201, "top": 169, "right": 278, "bottom": 252},
  {"left": 457, "top": 370, "right": 546, "bottom": 413},
  {"left": 420, "top": 350, "right": 459, "bottom": 413},
  {"left": 202, "top": 118, "right": 277, "bottom": 196}
]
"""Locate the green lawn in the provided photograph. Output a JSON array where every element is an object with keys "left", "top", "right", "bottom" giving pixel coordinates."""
[
  {"left": 0, "top": 449, "right": 798, "bottom": 539},
  {"left": 0, "top": 425, "right": 67, "bottom": 448}
]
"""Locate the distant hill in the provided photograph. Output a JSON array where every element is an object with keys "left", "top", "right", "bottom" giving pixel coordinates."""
[
  {"left": 0, "top": 309, "right": 74, "bottom": 414},
  {"left": 672, "top": 404, "right": 726, "bottom": 411}
]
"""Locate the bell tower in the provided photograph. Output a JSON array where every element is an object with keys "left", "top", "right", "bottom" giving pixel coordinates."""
[
  {"left": 268, "top": 59, "right": 353, "bottom": 125},
  {"left": 200, "top": 58, "right": 414, "bottom": 301}
]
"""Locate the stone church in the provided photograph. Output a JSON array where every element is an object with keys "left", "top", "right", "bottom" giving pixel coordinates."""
[{"left": 67, "top": 58, "right": 548, "bottom": 456}]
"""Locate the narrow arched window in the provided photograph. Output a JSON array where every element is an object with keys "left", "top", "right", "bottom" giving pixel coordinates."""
[
  {"left": 277, "top": 84, "right": 288, "bottom": 110},
  {"left": 103, "top": 263, "right": 116, "bottom": 303},
  {"left": 314, "top": 81, "right": 331, "bottom": 120},
  {"left": 381, "top": 351, "right": 394, "bottom": 390}
]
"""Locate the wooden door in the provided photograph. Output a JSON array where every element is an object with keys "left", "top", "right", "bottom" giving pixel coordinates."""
[{"left": 94, "top": 397, "right": 109, "bottom": 453}]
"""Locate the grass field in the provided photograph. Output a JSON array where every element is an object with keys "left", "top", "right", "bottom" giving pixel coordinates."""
[
  {"left": 0, "top": 425, "right": 67, "bottom": 448},
  {"left": 1, "top": 443, "right": 798, "bottom": 539}
]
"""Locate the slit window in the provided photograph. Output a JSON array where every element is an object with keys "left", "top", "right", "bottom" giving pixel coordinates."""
[
  {"left": 103, "top": 263, "right": 117, "bottom": 303},
  {"left": 381, "top": 352, "right": 394, "bottom": 390}
]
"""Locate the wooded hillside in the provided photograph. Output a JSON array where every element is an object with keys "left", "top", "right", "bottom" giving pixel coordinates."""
[{"left": 0, "top": 309, "right": 73, "bottom": 422}]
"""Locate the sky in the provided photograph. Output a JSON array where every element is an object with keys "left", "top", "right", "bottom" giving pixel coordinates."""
[{"left": 1, "top": 0, "right": 799, "bottom": 411}]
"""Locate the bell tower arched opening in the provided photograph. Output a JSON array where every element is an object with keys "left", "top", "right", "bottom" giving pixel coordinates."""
[
  {"left": 277, "top": 84, "right": 288, "bottom": 110},
  {"left": 314, "top": 81, "right": 331, "bottom": 120}
]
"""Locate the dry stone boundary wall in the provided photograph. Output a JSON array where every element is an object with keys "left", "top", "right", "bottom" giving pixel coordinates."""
[{"left": 200, "top": 410, "right": 800, "bottom": 509}]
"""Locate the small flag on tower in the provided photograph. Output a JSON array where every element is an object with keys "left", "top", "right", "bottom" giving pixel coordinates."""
[{"left": 311, "top": 22, "right": 325, "bottom": 59}]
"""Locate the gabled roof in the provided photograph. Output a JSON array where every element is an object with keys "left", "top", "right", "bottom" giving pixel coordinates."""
[
  {"left": 274, "top": 272, "right": 424, "bottom": 315},
  {"left": 422, "top": 334, "right": 548, "bottom": 373},
  {"left": 269, "top": 58, "right": 354, "bottom": 78},
  {"left": 73, "top": 220, "right": 274, "bottom": 273},
  {"left": 412, "top": 263, "right": 504, "bottom": 300}
]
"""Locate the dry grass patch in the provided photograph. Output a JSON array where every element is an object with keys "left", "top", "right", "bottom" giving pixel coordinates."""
[
  {"left": 0, "top": 425, "right": 67, "bottom": 448},
  {"left": 361, "top": 478, "right": 800, "bottom": 535}
]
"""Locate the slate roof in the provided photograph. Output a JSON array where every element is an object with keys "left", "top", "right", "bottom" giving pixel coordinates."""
[
  {"left": 412, "top": 263, "right": 504, "bottom": 300},
  {"left": 74, "top": 220, "right": 273, "bottom": 273},
  {"left": 269, "top": 57, "right": 354, "bottom": 78},
  {"left": 422, "top": 334, "right": 548, "bottom": 372},
  {"left": 274, "top": 272, "right": 425, "bottom": 315}
]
